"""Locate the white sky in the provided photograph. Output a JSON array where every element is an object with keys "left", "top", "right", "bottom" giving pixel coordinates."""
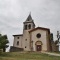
[{"left": 0, "top": 0, "right": 60, "bottom": 51}]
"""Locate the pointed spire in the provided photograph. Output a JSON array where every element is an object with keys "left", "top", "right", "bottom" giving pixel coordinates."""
[
  {"left": 29, "top": 12, "right": 31, "bottom": 15},
  {"left": 26, "top": 12, "right": 32, "bottom": 21}
]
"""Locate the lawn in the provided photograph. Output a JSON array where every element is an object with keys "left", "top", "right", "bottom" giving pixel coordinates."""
[{"left": 0, "top": 52, "right": 60, "bottom": 60}]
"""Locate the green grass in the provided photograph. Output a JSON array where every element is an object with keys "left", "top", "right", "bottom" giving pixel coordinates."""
[{"left": 0, "top": 52, "right": 60, "bottom": 60}]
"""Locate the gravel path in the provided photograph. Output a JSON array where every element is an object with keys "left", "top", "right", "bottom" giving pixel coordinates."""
[{"left": 41, "top": 52, "right": 60, "bottom": 56}]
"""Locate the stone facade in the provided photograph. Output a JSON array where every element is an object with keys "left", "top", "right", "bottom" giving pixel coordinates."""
[{"left": 10, "top": 13, "right": 57, "bottom": 52}]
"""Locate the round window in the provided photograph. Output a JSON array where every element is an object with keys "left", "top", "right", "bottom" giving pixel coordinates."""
[{"left": 36, "top": 33, "right": 41, "bottom": 38}]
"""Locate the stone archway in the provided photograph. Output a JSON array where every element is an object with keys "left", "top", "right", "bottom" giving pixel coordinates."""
[{"left": 35, "top": 41, "right": 42, "bottom": 51}]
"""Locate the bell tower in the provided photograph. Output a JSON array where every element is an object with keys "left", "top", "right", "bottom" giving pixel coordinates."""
[
  {"left": 23, "top": 13, "right": 35, "bottom": 31},
  {"left": 23, "top": 13, "right": 35, "bottom": 51}
]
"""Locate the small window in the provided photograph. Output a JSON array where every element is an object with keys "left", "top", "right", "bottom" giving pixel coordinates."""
[
  {"left": 25, "top": 39, "right": 27, "bottom": 41},
  {"left": 17, "top": 41, "right": 19, "bottom": 45},
  {"left": 17, "top": 37, "right": 19, "bottom": 39},
  {"left": 25, "top": 46, "right": 27, "bottom": 48}
]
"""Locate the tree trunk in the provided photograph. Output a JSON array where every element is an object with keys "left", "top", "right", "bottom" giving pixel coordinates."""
[{"left": 3, "top": 48, "right": 6, "bottom": 52}]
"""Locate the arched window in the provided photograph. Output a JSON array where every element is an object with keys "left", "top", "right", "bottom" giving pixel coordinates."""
[
  {"left": 17, "top": 41, "right": 19, "bottom": 45},
  {"left": 25, "top": 25, "right": 27, "bottom": 30},
  {"left": 28, "top": 24, "right": 31, "bottom": 29}
]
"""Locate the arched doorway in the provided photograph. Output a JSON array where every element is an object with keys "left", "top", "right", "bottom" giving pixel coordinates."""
[{"left": 35, "top": 41, "right": 42, "bottom": 51}]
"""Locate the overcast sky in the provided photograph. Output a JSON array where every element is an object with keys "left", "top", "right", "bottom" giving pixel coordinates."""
[{"left": 0, "top": 0, "right": 60, "bottom": 51}]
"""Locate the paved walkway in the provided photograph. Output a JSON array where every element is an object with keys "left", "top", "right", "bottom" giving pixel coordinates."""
[{"left": 41, "top": 52, "right": 60, "bottom": 56}]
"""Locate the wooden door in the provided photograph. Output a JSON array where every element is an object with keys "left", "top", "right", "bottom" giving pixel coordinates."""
[{"left": 36, "top": 45, "right": 41, "bottom": 51}]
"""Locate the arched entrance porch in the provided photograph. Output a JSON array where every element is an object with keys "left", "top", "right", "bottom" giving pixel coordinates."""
[{"left": 35, "top": 41, "right": 42, "bottom": 51}]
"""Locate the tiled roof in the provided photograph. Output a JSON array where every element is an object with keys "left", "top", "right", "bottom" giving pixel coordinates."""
[{"left": 13, "top": 34, "right": 23, "bottom": 36}]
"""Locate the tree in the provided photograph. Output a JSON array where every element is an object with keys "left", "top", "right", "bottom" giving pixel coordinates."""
[
  {"left": 0, "top": 34, "right": 9, "bottom": 52},
  {"left": 55, "top": 40, "right": 58, "bottom": 45},
  {"left": 56, "top": 31, "right": 60, "bottom": 46}
]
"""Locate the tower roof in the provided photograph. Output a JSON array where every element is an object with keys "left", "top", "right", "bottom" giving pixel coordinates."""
[
  {"left": 26, "top": 13, "right": 32, "bottom": 21},
  {"left": 23, "top": 13, "right": 35, "bottom": 27},
  {"left": 24, "top": 13, "right": 34, "bottom": 23}
]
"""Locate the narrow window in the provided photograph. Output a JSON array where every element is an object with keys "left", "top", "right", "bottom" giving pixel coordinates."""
[
  {"left": 25, "top": 46, "right": 27, "bottom": 48},
  {"left": 25, "top": 25, "right": 27, "bottom": 30},
  {"left": 29, "top": 24, "right": 31, "bottom": 29},
  {"left": 17, "top": 41, "right": 19, "bottom": 45}
]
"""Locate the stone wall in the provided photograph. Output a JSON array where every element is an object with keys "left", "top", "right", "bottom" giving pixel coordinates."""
[{"left": 10, "top": 46, "right": 24, "bottom": 52}]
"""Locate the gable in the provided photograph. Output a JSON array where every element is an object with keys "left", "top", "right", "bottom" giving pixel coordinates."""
[{"left": 29, "top": 27, "right": 50, "bottom": 34}]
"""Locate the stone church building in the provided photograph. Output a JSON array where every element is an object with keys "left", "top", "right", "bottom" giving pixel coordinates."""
[{"left": 10, "top": 14, "right": 58, "bottom": 52}]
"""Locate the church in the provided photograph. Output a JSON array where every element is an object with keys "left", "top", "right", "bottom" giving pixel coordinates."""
[{"left": 10, "top": 13, "right": 58, "bottom": 52}]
